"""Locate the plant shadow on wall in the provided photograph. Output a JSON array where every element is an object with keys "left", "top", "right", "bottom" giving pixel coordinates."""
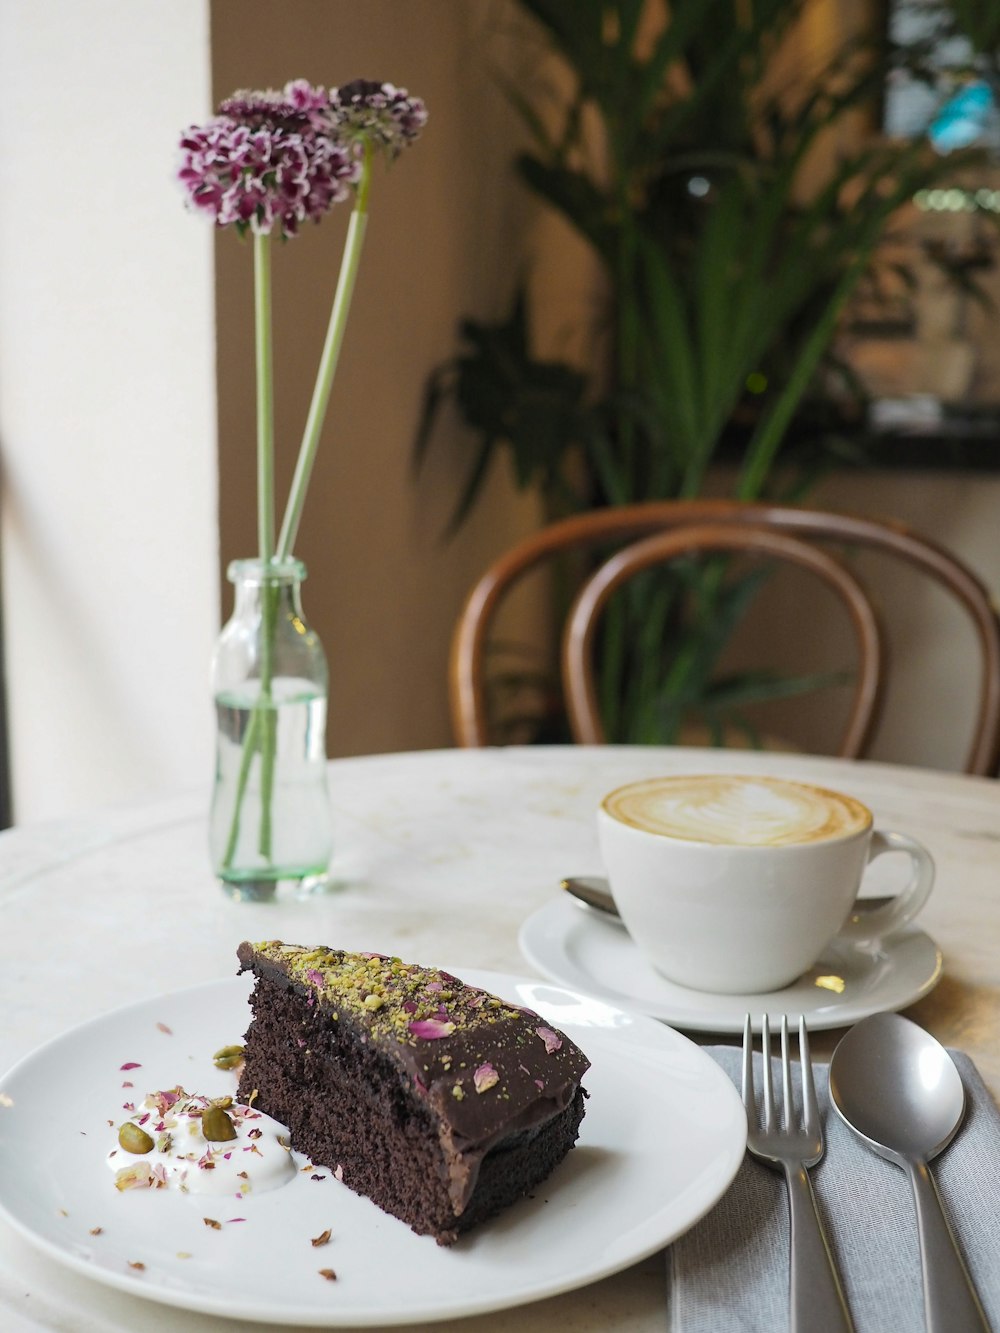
[{"left": 416, "top": 0, "right": 997, "bottom": 747}]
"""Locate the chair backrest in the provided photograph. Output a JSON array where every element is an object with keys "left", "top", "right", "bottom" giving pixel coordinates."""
[
  {"left": 562, "top": 522, "right": 883, "bottom": 755},
  {"left": 449, "top": 499, "right": 1000, "bottom": 775}
]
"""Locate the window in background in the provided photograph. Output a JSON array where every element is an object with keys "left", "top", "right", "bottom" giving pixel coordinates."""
[{"left": 884, "top": 0, "right": 1000, "bottom": 154}]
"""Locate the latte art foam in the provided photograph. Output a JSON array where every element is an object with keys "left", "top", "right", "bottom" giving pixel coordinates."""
[{"left": 603, "top": 774, "right": 871, "bottom": 847}]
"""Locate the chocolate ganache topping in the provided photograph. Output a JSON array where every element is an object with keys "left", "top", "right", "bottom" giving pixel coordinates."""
[{"left": 237, "top": 940, "right": 590, "bottom": 1193}]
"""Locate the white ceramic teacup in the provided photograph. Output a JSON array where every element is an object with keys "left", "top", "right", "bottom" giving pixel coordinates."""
[{"left": 596, "top": 773, "right": 935, "bottom": 994}]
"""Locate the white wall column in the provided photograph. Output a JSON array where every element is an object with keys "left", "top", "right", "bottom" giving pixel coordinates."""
[{"left": 0, "top": 0, "right": 220, "bottom": 822}]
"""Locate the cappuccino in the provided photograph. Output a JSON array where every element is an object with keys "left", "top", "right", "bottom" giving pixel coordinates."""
[
  {"left": 602, "top": 774, "right": 871, "bottom": 848},
  {"left": 597, "top": 772, "right": 933, "bottom": 991}
]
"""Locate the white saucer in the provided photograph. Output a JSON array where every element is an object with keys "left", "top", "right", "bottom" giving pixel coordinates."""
[{"left": 518, "top": 896, "right": 943, "bottom": 1034}]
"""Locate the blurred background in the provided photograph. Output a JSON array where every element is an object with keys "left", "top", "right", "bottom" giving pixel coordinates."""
[{"left": 3, "top": 0, "right": 1000, "bottom": 824}]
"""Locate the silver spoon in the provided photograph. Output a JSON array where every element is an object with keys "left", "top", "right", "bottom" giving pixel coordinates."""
[
  {"left": 562, "top": 875, "right": 893, "bottom": 924},
  {"left": 560, "top": 875, "right": 625, "bottom": 922},
  {"left": 829, "top": 1012, "right": 989, "bottom": 1332}
]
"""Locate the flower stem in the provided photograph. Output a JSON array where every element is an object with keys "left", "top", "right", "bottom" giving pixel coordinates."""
[
  {"left": 277, "top": 144, "right": 373, "bottom": 559},
  {"left": 222, "top": 232, "right": 279, "bottom": 871},
  {"left": 257, "top": 581, "right": 277, "bottom": 858},
  {"left": 254, "top": 231, "right": 275, "bottom": 562},
  {"left": 254, "top": 232, "right": 277, "bottom": 860},
  {"left": 220, "top": 705, "right": 260, "bottom": 869}
]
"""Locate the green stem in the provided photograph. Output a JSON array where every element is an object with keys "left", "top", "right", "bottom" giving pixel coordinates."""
[
  {"left": 277, "top": 144, "right": 373, "bottom": 559},
  {"left": 221, "top": 706, "right": 260, "bottom": 869},
  {"left": 254, "top": 230, "right": 277, "bottom": 862},
  {"left": 219, "top": 234, "right": 278, "bottom": 875},
  {"left": 254, "top": 232, "right": 275, "bottom": 562},
  {"left": 257, "top": 582, "right": 277, "bottom": 859}
]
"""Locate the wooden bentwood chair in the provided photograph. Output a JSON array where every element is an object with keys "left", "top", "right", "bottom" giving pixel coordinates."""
[{"left": 449, "top": 500, "right": 1000, "bottom": 776}]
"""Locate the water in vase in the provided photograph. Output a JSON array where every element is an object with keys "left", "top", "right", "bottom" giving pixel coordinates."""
[{"left": 210, "top": 676, "right": 332, "bottom": 900}]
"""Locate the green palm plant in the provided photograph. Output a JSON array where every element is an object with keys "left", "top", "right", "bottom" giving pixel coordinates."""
[{"left": 418, "top": 0, "right": 982, "bottom": 744}]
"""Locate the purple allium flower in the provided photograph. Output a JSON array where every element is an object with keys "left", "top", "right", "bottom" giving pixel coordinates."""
[
  {"left": 329, "top": 80, "right": 428, "bottom": 158},
  {"left": 218, "top": 81, "right": 328, "bottom": 130},
  {"left": 178, "top": 79, "right": 359, "bottom": 238}
]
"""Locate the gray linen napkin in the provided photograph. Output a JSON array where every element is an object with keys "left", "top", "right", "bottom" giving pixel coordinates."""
[{"left": 665, "top": 1045, "right": 1000, "bottom": 1333}]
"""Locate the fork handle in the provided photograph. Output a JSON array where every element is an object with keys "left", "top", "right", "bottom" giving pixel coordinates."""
[{"left": 785, "top": 1164, "right": 855, "bottom": 1333}]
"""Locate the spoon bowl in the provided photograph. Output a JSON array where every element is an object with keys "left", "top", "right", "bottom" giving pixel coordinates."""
[
  {"left": 829, "top": 1011, "right": 966, "bottom": 1165},
  {"left": 560, "top": 875, "right": 624, "bottom": 921},
  {"left": 829, "top": 1013, "right": 988, "bottom": 1332}
]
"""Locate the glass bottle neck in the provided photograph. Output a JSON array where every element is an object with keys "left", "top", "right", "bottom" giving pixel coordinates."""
[
  {"left": 227, "top": 557, "right": 307, "bottom": 585},
  {"left": 227, "top": 558, "right": 308, "bottom": 619}
]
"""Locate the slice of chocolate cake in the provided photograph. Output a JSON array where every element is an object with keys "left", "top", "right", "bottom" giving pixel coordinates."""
[{"left": 236, "top": 941, "right": 590, "bottom": 1244}]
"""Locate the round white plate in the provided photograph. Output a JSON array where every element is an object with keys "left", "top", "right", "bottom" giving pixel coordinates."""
[
  {"left": 519, "top": 897, "right": 943, "bottom": 1034},
  {"left": 0, "top": 969, "right": 745, "bottom": 1327}
]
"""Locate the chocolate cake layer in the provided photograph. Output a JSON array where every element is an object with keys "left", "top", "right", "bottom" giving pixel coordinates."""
[{"left": 236, "top": 940, "right": 590, "bottom": 1244}]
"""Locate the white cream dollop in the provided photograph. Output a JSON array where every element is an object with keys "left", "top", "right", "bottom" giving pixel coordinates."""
[{"left": 107, "top": 1089, "right": 295, "bottom": 1196}]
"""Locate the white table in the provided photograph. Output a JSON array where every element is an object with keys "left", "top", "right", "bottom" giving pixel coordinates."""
[{"left": 2, "top": 745, "right": 999, "bottom": 1332}]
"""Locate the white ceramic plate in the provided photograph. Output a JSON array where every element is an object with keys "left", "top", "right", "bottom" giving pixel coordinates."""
[
  {"left": 519, "top": 897, "right": 943, "bottom": 1034},
  {"left": 0, "top": 969, "right": 746, "bottom": 1327}
]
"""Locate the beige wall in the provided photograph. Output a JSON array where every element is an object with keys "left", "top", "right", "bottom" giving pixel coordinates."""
[{"left": 212, "top": 0, "right": 543, "bottom": 758}]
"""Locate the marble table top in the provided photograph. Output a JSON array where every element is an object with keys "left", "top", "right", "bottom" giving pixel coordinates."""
[{"left": 2, "top": 744, "right": 998, "bottom": 1332}]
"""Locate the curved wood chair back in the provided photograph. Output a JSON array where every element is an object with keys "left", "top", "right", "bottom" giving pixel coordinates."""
[
  {"left": 449, "top": 499, "right": 1000, "bottom": 775},
  {"left": 563, "top": 523, "right": 883, "bottom": 754}
]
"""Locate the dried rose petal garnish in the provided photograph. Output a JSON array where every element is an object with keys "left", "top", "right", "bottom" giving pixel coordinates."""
[
  {"left": 407, "top": 1018, "right": 455, "bottom": 1040},
  {"left": 114, "top": 1163, "right": 157, "bottom": 1192},
  {"left": 536, "top": 1026, "right": 562, "bottom": 1054},
  {"left": 473, "top": 1062, "right": 499, "bottom": 1093}
]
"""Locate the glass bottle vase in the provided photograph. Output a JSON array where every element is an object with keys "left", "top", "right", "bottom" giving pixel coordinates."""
[{"left": 209, "top": 558, "right": 332, "bottom": 900}]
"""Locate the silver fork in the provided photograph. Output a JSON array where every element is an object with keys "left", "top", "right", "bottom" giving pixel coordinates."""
[{"left": 742, "top": 1014, "right": 855, "bottom": 1333}]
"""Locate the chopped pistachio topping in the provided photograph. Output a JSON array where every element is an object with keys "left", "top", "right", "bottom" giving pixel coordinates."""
[
  {"left": 249, "top": 942, "right": 523, "bottom": 1045},
  {"left": 244, "top": 941, "right": 583, "bottom": 1104}
]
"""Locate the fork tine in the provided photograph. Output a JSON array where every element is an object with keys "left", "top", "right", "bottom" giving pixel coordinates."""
[
  {"left": 799, "top": 1015, "right": 820, "bottom": 1137},
  {"left": 781, "top": 1014, "right": 793, "bottom": 1130},
  {"left": 741, "top": 1013, "right": 754, "bottom": 1119},
  {"left": 761, "top": 1014, "right": 775, "bottom": 1131}
]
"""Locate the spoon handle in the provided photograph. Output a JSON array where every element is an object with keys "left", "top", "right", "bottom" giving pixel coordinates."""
[
  {"left": 908, "top": 1160, "right": 990, "bottom": 1332},
  {"left": 785, "top": 1164, "right": 855, "bottom": 1333}
]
